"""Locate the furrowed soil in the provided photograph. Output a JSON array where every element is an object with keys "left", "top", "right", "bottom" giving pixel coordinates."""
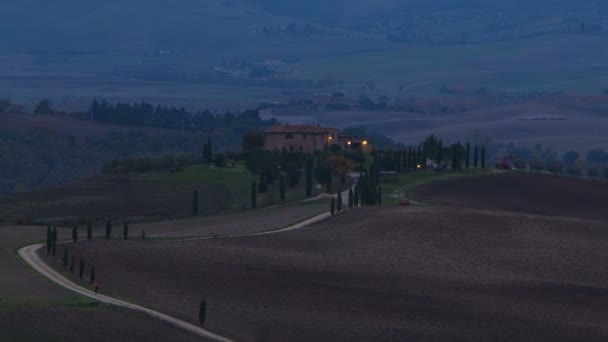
[
  {"left": 412, "top": 172, "right": 608, "bottom": 221},
  {"left": 66, "top": 204, "right": 608, "bottom": 341}
]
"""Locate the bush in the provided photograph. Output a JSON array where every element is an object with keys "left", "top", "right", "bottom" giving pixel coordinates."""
[
  {"left": 566, "top": 167, "right": 582, "bottom": 177},
  {"left": 213, "top": 154, "right": 226, "bottom": 168},
  {"left": 588, "top": 168, "right": 599, "bottom": 178},
  {"left": 15, "top": 213, "right": 27, "bottom": 225}
]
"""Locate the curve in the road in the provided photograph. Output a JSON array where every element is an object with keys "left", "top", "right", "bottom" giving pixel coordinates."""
[
  {"left": 17, "top": 210, "right": 338, "bottom": 341},
  {"left": 18, "top": 244, "right": 233, "bottom": 342}
]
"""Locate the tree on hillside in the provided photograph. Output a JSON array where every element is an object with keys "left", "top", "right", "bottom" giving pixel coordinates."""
[
  {"left": 251, "top": 181, "right": 257, "bottom": 209},
  {"left": 199, "top": 299, "right": 207, "bottom": 325},
  {"left": 105, "top": 220, "right": 112, "bottom": 240},
  {"left": 46, "top": 226, "right": 52, "bottom": 255},
  {"left": 562, "top": 150, "right": 579, "bottom": 167},
  {"left": 62, "top": 248, "right": 68, "bottom": 268},
  {"left": 348, "top": 188, "right": 354, "bottom": 208},
  {"left": 242, "top": 131, "right": 265, "bottom": 152},
  {"left": 79, "top": 258, "right": 84, "bottom": 280},
  {"left": 72, "top": 226, "right": 78, "bottom": 243},
  {"left": 34, "top": 99, "right": 54, "bottom": 114},
  {"left": 337, "top": 188, "right": 342, "bottom": 212},
  {"left": 481, "top": 146, "right": 486, "bottom": 168},
  {"left": 474, "top": 146, "right": 479, "bottom": 168},
  {"left": 123, "top": 223, "right": 129, "bottom": 240},
  {"left": 192, "top": 190, "right": 199, "bottom": 216},
  {"left": 89, "top": 267, "right": 95, "bottom": 284},
  {"left": 203, "top": 137, "right": 213, "bottom": 164},
  {"left": 279, "top": 175, "right": 286, "bottom": 202},
  {"left": 70, "top": 255, "right": 75, "bottom": 274},
  {"left": 305, "top": 155, "right": 313, "bottom": 197},
  {"left": 331, "top": 197, "right": 336, "bottom": 216},
  {"left": 286, "top": 162, "right": 301, "bottom": 186},
  {"left": 465, "top": 142, "right": 471, "bottom": 168},
  {"left": 87, "top": 223, "right": 92, "bottom": 241},
  {"left": 51, "top": 227, "right": 57, "bottom": 256}
]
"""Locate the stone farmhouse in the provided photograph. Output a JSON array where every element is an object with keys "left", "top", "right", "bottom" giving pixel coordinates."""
[{"left": 264, "top": 124, "right": 369, "bottom": 153}]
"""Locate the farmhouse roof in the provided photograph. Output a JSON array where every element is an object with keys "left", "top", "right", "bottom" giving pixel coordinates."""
[{"left": 264, "top": 124, "right": 339, "bottom": 134}]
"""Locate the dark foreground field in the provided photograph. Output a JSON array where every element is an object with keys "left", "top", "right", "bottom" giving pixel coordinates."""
[
  {"left": 413, "top": 172, "right": 608, "bottom": 221},
  {"left": 66, "top": 203, "right": 608, "bottom": 341}
]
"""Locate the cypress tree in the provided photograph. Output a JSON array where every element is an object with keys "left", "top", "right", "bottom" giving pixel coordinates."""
[
  {"left": 46, "top": 226, "right": 52, "bottom": 254},
  {"left": 279, "top": 175, "right": 286, "bottom": 202},
  {"left": 481, "top": 146, "right": 486, "bottom": 168},
  {"left": 192, "top": 190, "right": 199, "bottom": 216},
  {"left": 123, "top": 223, "right": 129, "bottom": 240},
  {"left": 378, "top": 186, "right": 382, "bottom": 205},
  {"left": 87, "top": 223, "right": 92, "bottom": 241},
  {"left": 348, "top": 188, "right": 354, "bottom": 208},
  {"left": 474, "top": 146, "right": 479, "bottom": 168},
  {"left": 465, "top": 142, "right": 471, "bottom": 168},
  {"left": 251, "top": 181, "right": 257, "bottom": 208},
  {"left": 330, "top": 197, "right": 336, "bottom": 215},
  {"left": 354, "top": 182, "right": 360, "bottom": 207},
  {"left": 305, "top": 155, "right": 313, "bottom": 197},
  {"left": 207, "top": 138, "right": 213, "bottom": 164},
  {"left": 142, "top": 230, "right": 146, "bottom": 241},
  {"left": 199, "top": 299, "right": 207, "bottom": 325},
  {"left": 337, "top": 189, "right": 342, "bottom": 212},
  {"left": 51, "top": 227, "right": 57, "bottom": 256},
  {"left": 72, "top": 226, "right": 78, "bottom": 242},
  {"left": 70, "top": 255, "right": 75, "bottom": 273},
  {"left": 90, "top": 267, "right": 95, "bottom": 284},
  {"left": 79, "top": 258, "right": 84, "bottom": 280},
  {"left": 105, "top": 220, "right": 112, "bottom": 240},
  {"left": 62, "top": 248, "right": 68, "bottom": 268}
]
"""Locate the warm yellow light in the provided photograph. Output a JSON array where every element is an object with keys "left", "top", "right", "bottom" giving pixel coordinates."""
[
  {"left": 362, "top": 140, "right": 368, "bottom": 145},
  {"left": 328, "top": 136, "right": 333, "bottom": 140},
  {"left": 347, "top": 141, "right": 352, "bottom": 145}
]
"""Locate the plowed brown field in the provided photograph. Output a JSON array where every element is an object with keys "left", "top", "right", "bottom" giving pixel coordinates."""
[{"left": 65, "top": 200, "right": 608, "bottom": 341}]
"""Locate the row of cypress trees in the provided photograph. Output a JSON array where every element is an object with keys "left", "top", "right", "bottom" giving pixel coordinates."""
[{"left": 62, "top": 248, "right": 95, "bottom": 284}]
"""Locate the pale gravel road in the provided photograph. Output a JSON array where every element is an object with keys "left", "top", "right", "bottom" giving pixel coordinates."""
[{"left": 18, "top": 209, "right": 337, "bottom": 341}]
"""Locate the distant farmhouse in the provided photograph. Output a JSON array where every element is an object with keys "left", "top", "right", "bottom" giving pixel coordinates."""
[{"left": 264, "top": 124, "right": 369, "bottom": 153}]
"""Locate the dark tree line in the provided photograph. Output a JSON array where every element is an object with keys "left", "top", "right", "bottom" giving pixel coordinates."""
[{"left": 87, "top": 99, "right": 276, "bottom": 133}]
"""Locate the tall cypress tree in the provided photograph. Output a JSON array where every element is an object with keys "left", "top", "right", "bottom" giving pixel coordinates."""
[
  {"left": 192, "top": 190, "right": 199, "bottom": 216},
  {"left": 46, "top": 226, "right": 52, "bottom": 255},
  {"left": 87, "top": 223, "right": 92, "bottom": 241},
  {"left": 378, "top": 186, "right": 382, "bottom": 205},
  {"left": 72, "top": 226, "right": 78, "bottom": 242},
  {"left": 89, "top": 267, "right": 95, "bottom": 284},
  {"left": 279, "top": 175, "right": 286, "bottom": 202},
  {"left": 481, "top": 146, "right": 486, "bottom": 168},
  {"left": 207, "top": 138, "right": 213, "bottom": 164},
  {"left": 348, "top": 188, "right": 354, "bottom": 208},
  {"left": 465, "top": 142, "right": 471, "bottom": 168},
  {"left": 330, "top": 197, "right": 336, "bottom": 215},
  {"left": 51, "top": 227, "right": 57, "bottom": 256},
  {"left": 123, "top": 223, "right": 129, "bottom": 240},
  {"left": 337, "top": 188, "right": 342, "bottom": 212},
  {"left": 474, "top": 146, "right": 479, "bottom": 168},
  {"left": 354, "top": 182, "right": 360, "bottom": 206},
  {"left": 70, "top": 255, "right": 75, "bottom": 273},
  {"left": 62, "top": 248, "right": 68, "bottom": 268},
  {"left": 251, "top": 181, "right": 257, "bottom": 209},
  {"left": 305, "top": 154, "right": 313, "bottom": 197},
  {"left": 79, "top": 258, "right": 84, "bottom": 279},
  {"left": 105, "top": 220, "right": 112, "bottom": 240},
  {"left": 199, "top": 299, "right": 207, "bottom": 325}
]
